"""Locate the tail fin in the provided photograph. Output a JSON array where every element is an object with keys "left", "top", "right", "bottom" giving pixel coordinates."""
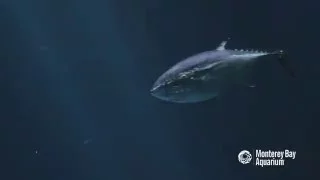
[{"left": 273, "top": 50, "right": 296, "bottom": 78}]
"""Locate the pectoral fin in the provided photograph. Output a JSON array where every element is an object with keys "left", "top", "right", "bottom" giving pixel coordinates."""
[{"left": 235, "top": 81, "right": 256, "bottom": 88}]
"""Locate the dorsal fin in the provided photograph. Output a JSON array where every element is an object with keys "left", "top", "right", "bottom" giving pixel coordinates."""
[{"left": 216, "top": 37, "right": 230, "bottom": 51}]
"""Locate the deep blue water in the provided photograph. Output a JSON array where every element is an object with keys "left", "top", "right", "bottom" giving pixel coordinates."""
[{"left": 1, "top": 0, "right": 319, "bottom": 179}]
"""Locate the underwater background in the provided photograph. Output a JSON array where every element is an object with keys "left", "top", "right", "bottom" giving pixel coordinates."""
[{"left": 1, "top": 0, "right": 319, "bottom": 179}]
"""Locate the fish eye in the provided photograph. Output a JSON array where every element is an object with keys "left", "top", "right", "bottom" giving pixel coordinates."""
[{"left": 172, "top": 85, "right": 180, "bottom": 90}]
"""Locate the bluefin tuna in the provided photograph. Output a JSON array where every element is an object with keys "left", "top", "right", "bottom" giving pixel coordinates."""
[{"left": 150, "top": 39, "right": 294, "bottom": 103}]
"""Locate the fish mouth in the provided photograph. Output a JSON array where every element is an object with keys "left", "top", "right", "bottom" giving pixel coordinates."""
[
  {"left": 150, "top": 87, "right": 156, "bottom": 95},
  {"left": 150, "top": 85, "right": 160, "bottom": 95}
]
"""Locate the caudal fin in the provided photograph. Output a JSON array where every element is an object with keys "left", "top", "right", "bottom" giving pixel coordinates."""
[{"left": 273, "top": 50, "right": 296, "bottom": 78}]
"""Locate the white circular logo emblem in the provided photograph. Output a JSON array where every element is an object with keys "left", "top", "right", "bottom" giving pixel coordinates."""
[{"left": 238, "top": 150, "right": 252, "bottom": 164}]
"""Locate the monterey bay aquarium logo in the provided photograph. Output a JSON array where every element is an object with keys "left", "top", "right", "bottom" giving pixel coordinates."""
[{"left": 238, "top": 149, "right": 296, "bottom": 167}]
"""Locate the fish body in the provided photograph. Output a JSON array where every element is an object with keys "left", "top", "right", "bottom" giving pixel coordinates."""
[{"left": 150, "top": 39, "right": 291, "bottom": 103}]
